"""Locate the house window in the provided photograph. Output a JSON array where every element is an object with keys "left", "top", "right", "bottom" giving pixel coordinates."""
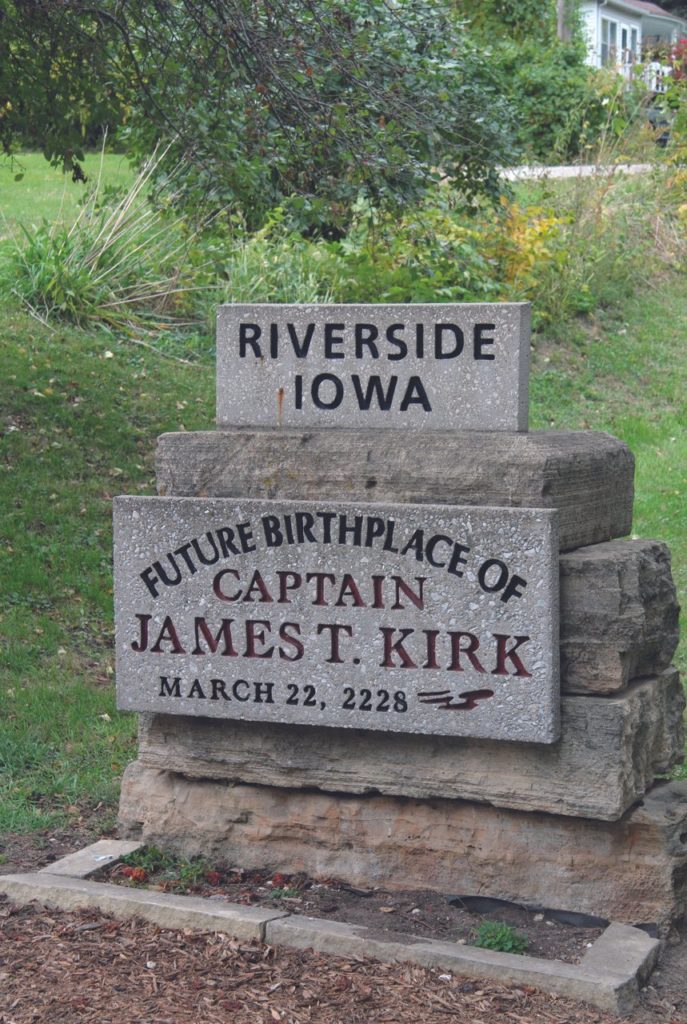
[
  {"left": 631, "top": 27, "right": 639, "bottom": 60},
  {"left": 601, "top": 17, "right": 618, "bottom": 66}
]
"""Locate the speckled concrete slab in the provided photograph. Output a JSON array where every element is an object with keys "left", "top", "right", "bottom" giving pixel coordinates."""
[
  {"left": 113, "top": 495, "right": 559, "bottom": 743},
  {"left": 216, "top": 303, "right": 530, "bottom": 431}
]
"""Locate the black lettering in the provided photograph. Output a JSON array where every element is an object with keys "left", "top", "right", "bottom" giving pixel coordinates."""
[
  {"left": 239, "top": 323, "right": 262, "bottom": 357},
  {"left": 317, "top": 511, "right": 337, "bottom": 543},
  {"left": 232, "top": 679, "right": 250, "bottom": 701},
  {"left": 312, "top": 373, "right": 344, "bottom": 410},
  {"left": 355, "top": 323, "right": 379, "bottom": 358},
  {"left": 415, "top": 323, "right": 424, "bottom": 358},
  {"left": 478, "top": 559, "right": 509, "bottom": 594},
  {"left": 216, "top": 527, "right": 240, "bottom": 557},
  {"left": 191, "top": 532, "right": 220, "bottom": 566},
  {"left": 262, "top": 515, "right": 283, "bottom": 547},
  {"left": 400, "top": 529, "right": 424, "bottom": 561},
  {"left": 425, "top": 534, "right": 452, "bottom": 568},
  {"left": 295, "top": 512, "right": 317, "bottom": 543},
  {"left": 159, "top": 676, "right": 182, "bottom": 698},
  {"left": 434, "top": 324, "right": 464, "bottom": 359},
  {"left": 400, "top": 376, "right": 431, "bottom": 411},
  {"left": 237, "top": 521, "right": 256, "bottom": 553},
  {"left": 172, "top": 542, "right": 197, "bottom": 574},
  {"left": 317, "top": 623, "right": 353, "bottom": 663},
  {"left": 364, "top": 517, "right": 386, "bottom": 548},
  {"left": 474, "top": 323, "right": 495, "bottom": 360},
  {"left": 386, "top": 324, "right": 408, "bottom": 361},
  {"left": 324, "top": 322, "right": 345, "bottom": 359},
  {"left": 253, "top": 681, "right": 275, "bottom": 703},
  {"left": 210, "top": 678, "right": 230, "bottom": 700},
  {"left": 447, "top": 543, "right": 470, "bottom": 578},
  {"left": 352, "top": 374, "right": 397, "bottom": 411},
  {"left": 140, "top": 567, "right": 159, "bottom": 598},
  {"left": 501, "top": 574, "right": 527, "bottom": 603},
  {"left": 287, "top": 322, "right": 315, "bottom": 357},
  {"left": 153, "top": 554, "right": 182, "bottom": 587},
  {"left": 188, "top": 678, "right": 206, "bottom": 699},
  {"left": 338, "top": 515, "right": 363, "bottom": 545}
]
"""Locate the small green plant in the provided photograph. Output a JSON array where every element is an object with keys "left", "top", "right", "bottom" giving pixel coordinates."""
[
  {"left": 174, "top": 856, "right": 211, "bottom": 887},
  {"left": 119, "top": 846, "right": 175, "bottom": 875},
  {"left": 473, "top": 920, "right": 528, "bottom": 954},
  {"left": 117, "top": 846, "right": 211, "bottom": 890},
  {"left": 270, "top": 886, "right": 301, "bottom": 900}
]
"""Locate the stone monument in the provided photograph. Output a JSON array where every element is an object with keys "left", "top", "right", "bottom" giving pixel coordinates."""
[{"left": 116, "top": 302, "right": 686, "bottom": 930}]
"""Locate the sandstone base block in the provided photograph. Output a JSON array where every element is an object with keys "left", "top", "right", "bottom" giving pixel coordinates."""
[
  {"left": 118, "top": 767, "right": 687, "bottom": 929},
  {"left": 156, "top": 428, "right": 634, "bottom": 552},
  {"left": 137, "top": 670, "right": 684, "bottom": 820}
]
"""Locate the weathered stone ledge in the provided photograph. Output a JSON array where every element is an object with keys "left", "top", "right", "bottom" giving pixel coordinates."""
[
  {"left": 136, "top": 668, "right": 684, "bottom": 821},
  {"left": 156, "top": 428, "right": 634, "bottom": 552}
]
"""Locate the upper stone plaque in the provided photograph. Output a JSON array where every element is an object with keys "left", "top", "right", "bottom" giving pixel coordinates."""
[{"left": 216, "top": 303, "right": 530, "bottom": 431}]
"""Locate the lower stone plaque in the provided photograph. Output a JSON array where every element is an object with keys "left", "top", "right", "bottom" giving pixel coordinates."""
[{"left": 113, "top": 497, "right": 560, "bottom": 743}]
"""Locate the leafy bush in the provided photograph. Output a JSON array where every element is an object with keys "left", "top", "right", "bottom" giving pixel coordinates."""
[
  {"left": 474, "top": 920, "right": 528, "bottom": 954},
  {"left": 490, "top": 41, "right": 639, "bottom": 161}
]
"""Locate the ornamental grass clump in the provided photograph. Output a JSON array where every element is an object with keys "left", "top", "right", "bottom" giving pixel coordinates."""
[{"left": 4, "top": 148, "right": 204, "bottom": 335}]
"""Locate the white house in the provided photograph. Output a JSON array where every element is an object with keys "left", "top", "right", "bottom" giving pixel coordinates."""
[{"left": 580, "top": 0, "right": 687, "bottom": 77}]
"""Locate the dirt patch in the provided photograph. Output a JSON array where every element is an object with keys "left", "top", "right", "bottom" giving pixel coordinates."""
[
  {"left": 0, "top": 807, "right": 116, "bottom": 876},
  {"left": 103, "top": 856, "right": 602, "bottom": 965}
]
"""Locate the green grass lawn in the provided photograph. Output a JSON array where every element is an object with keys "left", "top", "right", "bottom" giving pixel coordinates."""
[
  {"left": 0, "top": 156, "right": 684, "bottom": 834},
  {"left": 0, "top": 151, "right": 134, "bottom": 240}
]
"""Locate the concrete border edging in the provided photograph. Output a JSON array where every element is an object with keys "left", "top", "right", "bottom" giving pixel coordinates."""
[
  {"left": 0, "top": 840, "right": 661, "bottom": 1016},
  {"left": 0, "top": 872, "right": 288, "bottom": 941}
]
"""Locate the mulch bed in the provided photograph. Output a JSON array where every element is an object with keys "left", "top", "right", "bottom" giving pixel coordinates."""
[
  {"left": 0, "top": 897, "right": 624, "bottom": 1024},
  {"left": 104, "top": 859, "right": 602, "bottom": 964}
]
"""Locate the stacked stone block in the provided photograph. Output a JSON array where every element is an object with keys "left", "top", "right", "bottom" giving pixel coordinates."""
[{"left": 119, "top": 427, "right": 686, "bottom": 929}]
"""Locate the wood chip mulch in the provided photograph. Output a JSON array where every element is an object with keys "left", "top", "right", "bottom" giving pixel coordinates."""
[{"left": 0, "top": 897, "right": 626, "bottom": 1024}]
